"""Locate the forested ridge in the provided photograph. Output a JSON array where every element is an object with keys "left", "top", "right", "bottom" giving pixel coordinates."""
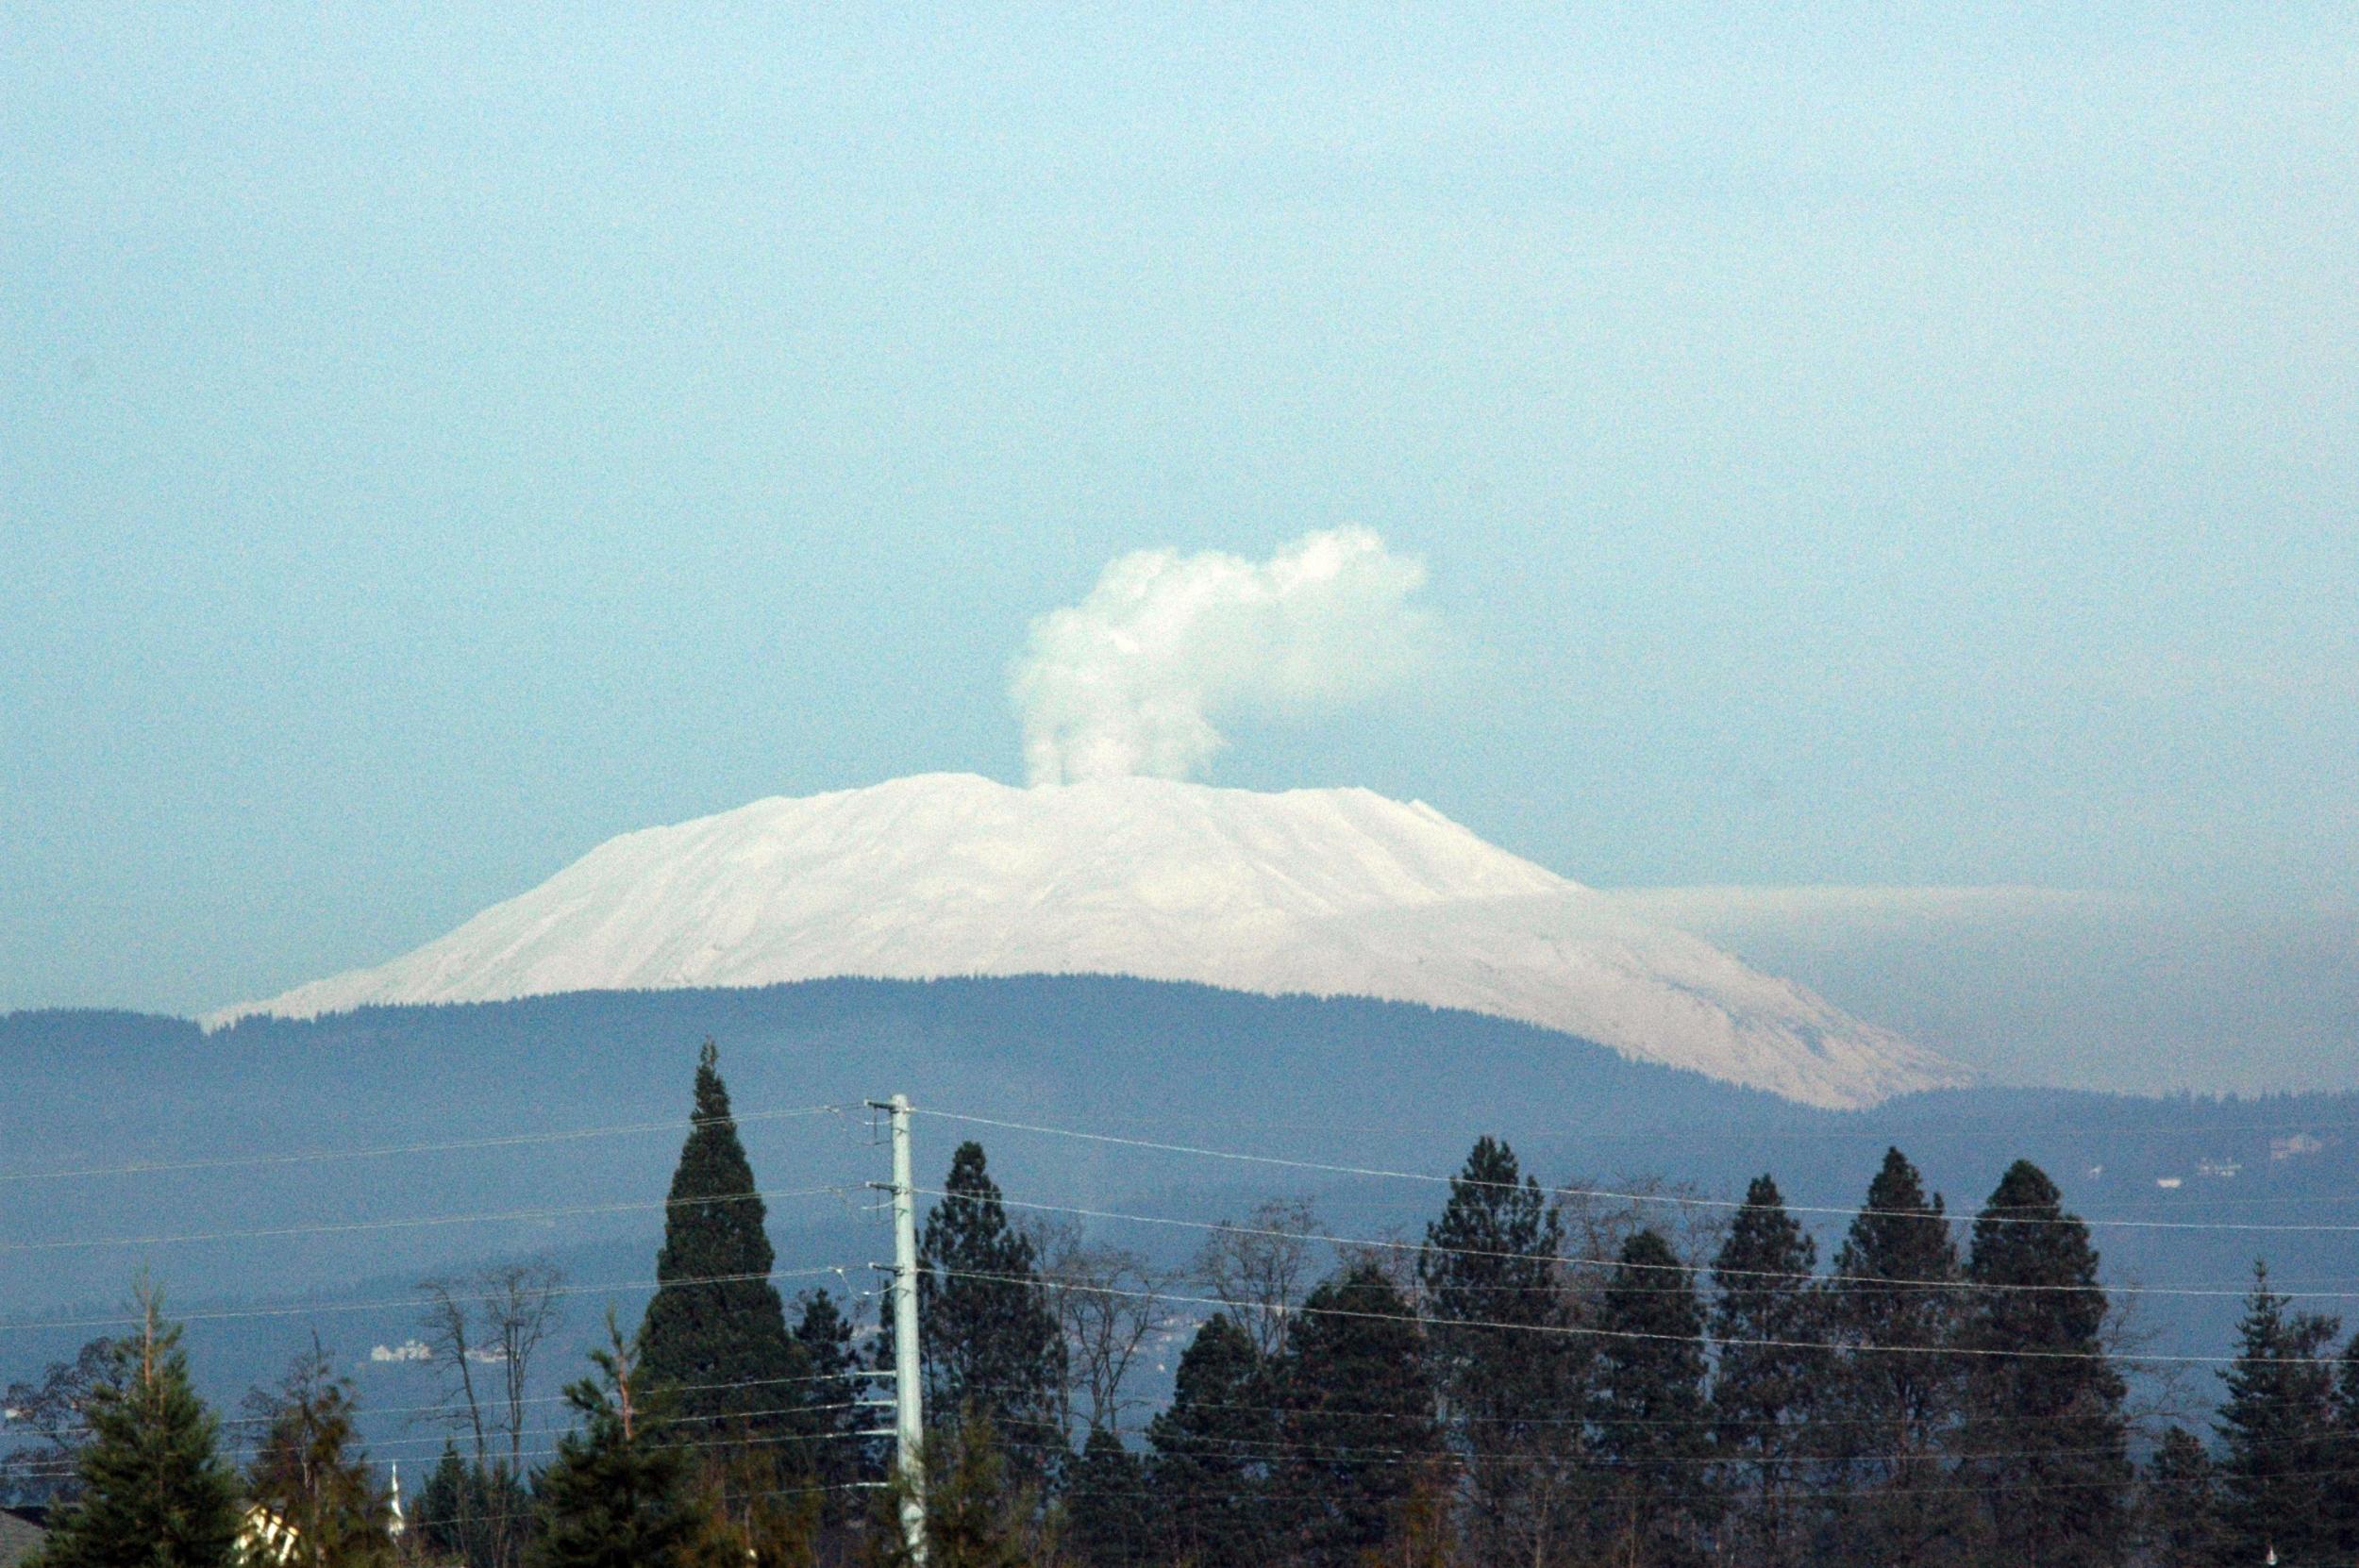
[{"left": 8, "top": 1040, "right": 2355, "bottom": 1567}]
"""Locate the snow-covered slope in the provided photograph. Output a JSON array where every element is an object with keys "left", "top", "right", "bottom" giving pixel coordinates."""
[{"left": 214, "top": 774, "right": 1967, "bottom": 1108}]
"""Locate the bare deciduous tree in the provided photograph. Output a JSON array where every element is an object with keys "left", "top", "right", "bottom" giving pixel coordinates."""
[
  {"left": 1554, "top": 1174, "right": 1729, "bottom": 1314},
  {"left": 415, "top": 1259, "right": 565, "bottom": 1472},
  {"left": 480, "top": 1260, "right": 564, "bottom": 1477},
  {"left": 413, "top": 1261, "right": 564, "bottom": 1568},
  {"left": 1031, "top": 1222, "right": 1169, "bottom": 1437},
  {"left": 416, "top": 1277, "right": 490, "bottom": 1468},
  {"left": 1194, "top": 1197, "right": 1324, "bottom": 1365}
]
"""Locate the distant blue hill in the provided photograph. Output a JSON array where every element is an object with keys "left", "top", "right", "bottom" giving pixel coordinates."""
[{"left": 4, "top": 977, "right": 2351, "bottom": 1420}]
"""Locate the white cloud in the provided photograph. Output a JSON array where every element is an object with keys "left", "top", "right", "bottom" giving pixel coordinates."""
[{"left": 1010, "top": 527, "right": 1436, "bottom": 786}]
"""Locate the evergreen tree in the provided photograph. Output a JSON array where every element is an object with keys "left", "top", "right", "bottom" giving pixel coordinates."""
[
  {"left": 1418, "top": 1136, "right": 1585, "bottom": 1567},
  {"left": 528, "top": 1317, "right": 707, "bottom": 1568},
  {"left": 638, "top": 1042, "right": 813, "bottom": 1438},
  {"left": 1822, "top": 1147, "right": 1971, "bottom": 1566},
  {"left": 1063, "top": 1426, "right": 1152, "bottom": 1568},
  {"left": 699, "top": 1443, "right": 820, "bottom": 1568},
  {"left": 1709, "top": 1174, "right": 1823, "bottom": 1568},
  {"left": 867, "top": 1413, "right": 1037, "bottom": 1568},
  {"left": 1591, "top": 1228, "right": 1714, "bottom": 1568},
  {"left": 1959, "top": 1159, "right": 2129, "bottom": 1568},
  {"left": 244, "top": 1341, "right": 395, "bottom": 1566},
  {"left": 1280, "top": 1261, "right": 1441, "bottom": 1568},
  {"left": 2215, "top": 1262, "right": 2341, "bottom": 1567},
  {"left": 2336, "top": 1332, "right": 2359, "bottom": 1556},
  {"left": 792, "top": 1290, "right": 867, "bottom": 1504},
  {"left": 35, "top": 1282, "right": 243, "bottom": 1568},
  {"left": 2139, "top": 1426, "right": 2224, "bottom": 1568},
  {"left": 916, "top": 1143, "right": 1066, "bottom": 1470},
  {"left": 1146, "top": 1312, "right": 1272, "bottom": 1566},
  {"left": 415, "top": 1444, "right": 479, "bottom": 1562}
]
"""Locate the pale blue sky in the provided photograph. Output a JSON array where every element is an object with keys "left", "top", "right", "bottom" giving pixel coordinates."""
[{"left": 4, "top": 7, "right": 2354, "bottom": 1020}]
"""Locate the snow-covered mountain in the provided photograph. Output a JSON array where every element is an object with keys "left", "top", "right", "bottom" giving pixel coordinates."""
[{"left": 214, "top": 774, "right": 1966, "bottom": 1108}]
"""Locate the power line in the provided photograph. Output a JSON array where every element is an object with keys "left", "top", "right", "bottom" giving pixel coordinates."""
[
  {"left": 24, "top": 1367, "right": 891, "bottom": 1443},
  {"left": 93, "top": 1400, "right": 878, "bottom": 1467},
  {"left": 0, "top": 1184, "right": 859, "bottom": 1256},
  {"left": 935, "top": 1265, "right": 2354, "bottom": 1368},
  {"left": 0, "top": 1104, "right": 852, "bottom": 1185},
  {"left": 0, "top": 1265, "right": 864, "bottom": 1336},
  {"left": 9, "top": 1410, "right": 889, "bottom": 1480},
  {"left": 981, "top": 1188, "right": 2359, "bottom": 1302},
  {"left": 913, "top": 1107, "right": 2359, "bottom": 1234},
  {"left": 938, "top": 1103, "right": 2359, "bottom": 1143}
]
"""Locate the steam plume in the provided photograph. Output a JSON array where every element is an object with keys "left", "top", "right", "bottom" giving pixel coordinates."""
[{"left": 1012, "top": 527, "right": 1434, "bottom": 786}]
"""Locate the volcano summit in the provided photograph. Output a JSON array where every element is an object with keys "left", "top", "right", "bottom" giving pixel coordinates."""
[{"left": 216, "top": 774, "right": 1966, "bottom": 1108}]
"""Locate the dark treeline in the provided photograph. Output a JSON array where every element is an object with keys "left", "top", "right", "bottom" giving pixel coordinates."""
[{"left": 10, "top": 1045, "right": 2359, "bottom": 1568}]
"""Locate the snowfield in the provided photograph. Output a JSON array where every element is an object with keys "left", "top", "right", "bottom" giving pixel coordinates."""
[{"left": 213, "top": 774, "right": 1966, "bottom": 1109}]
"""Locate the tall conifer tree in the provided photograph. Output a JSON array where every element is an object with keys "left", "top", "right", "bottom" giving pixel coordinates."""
[
  {"left": 792, "top": 1290, "right": 866, "bottom": 1505},
  {"left": 639, "top": 1042, "right": 812, "bottom": 1435},
  {"left": 1710, "top": 1174, "right": 1823, "bottom": 1568},
  {"left": 916, "top": 1143, "right": 1066, "bottom": 1469},
  {"left": 1592, "top": 1228, "right": 1714, "bottom": 1568},
  {"left": 2336, "top": 1332, "right": 2359, "bottom": 1555},
  {"left": 1418, "top": 1137, "right": 1585, "bottom": 1566},
  {"left": 867, "top": 1415, "right": 1036, "bottom": 1568},
  {"left": 1063, "top": 1427, "right": 1153, "bottom": 1568},
  {"left": 529, "top": 1319, "right": 709, "bottom": 1568},
  {"left": 1280, "top": 1262, "right": 1441, "bottom": 1568},
  {"left": 2140, "top": 1426, "right": 2224, "bottom": 1568},
  {"left": 244, "top": 1342, "right": 396, "bottom": 1567},
  {"left": 1959, "top": 1159, "right": 2129, "bottom": 1568},
  {"left": 1823, "top": 1147, "right": 1970, "bottom": 1566},
  {"left": 36, "top": 1284, "right": 243, "bottom": 1568},
  {"left": 2215, "top": 1262, "right": 2341, "bottom": 1566},
  {"left": 1146, "top": 1312, "right": 1272, "bottom": 1566}
]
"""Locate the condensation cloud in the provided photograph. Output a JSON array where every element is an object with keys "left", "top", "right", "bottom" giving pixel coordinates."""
[{"left": 1011, "top": 527, "right": 1435, "bottom": 786}]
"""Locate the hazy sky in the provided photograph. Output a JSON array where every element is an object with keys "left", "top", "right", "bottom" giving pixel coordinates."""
[{"left": 4, "top": 8, "right": 2354, "bottom": 1024}]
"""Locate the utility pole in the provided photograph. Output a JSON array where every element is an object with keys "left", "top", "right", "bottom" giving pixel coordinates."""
[{"left": 869, "top": 1093, "right": 928, "bottom": 1566}]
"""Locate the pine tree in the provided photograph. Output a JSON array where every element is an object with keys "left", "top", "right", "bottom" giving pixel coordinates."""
[
  {"left": 792, "top": 1289, "right": 866, "bottom": 1504},
  {"left": 700, "top": 1442, "right": 820, "bottom": 1568},
  {"left": 416, "top": 1443, "right": 479, "bottom": 1562},
  {"left": 1280, "top": 1261, "right": 1441, "bottom": 1568},
  {"left": 1418, "top": 1136, "right": 1585, "bottom": 1567},
  {"left": 1959, "top": 1159, "right": 2129, "bottom": 1568},
  {"left": 244, "top": 1341, "right": 396, "bottom": 1566},
  {"left": 1592, "top": 1228, "right": 1714, "bottom": 1568},
  {"left": 1822, "top": 1146, "right": 1970, "bottom": 1566},
  {"left": 2336, "top": 1332, "right": 2359, "bottom": 1557},
  {"left": 528, "top": 1316, "right": 707, "bottom": 1568},
  {"left": 638, "top": 1042, "right": 813, "bottom": 1439},
  {"left": 1063, "top": 1426, "right": 1152, "bottom": 1568},
  {"left": 35, "top": 1282, "right": 243, "bottom": 1568},
  {"left": 2215, "top": 1261, "right": 2341, "bottom": 1567},
  {"left": 867, "top": 1413, "right": 1037, "bottom": 1568},
  {"left": 1709, "top": 1174, "right": 1823, "bottom": 1568},
  {"left": 1146, "top": 1312, "right": 1271, "bottom": 1566},
  {"left": 2139, "top": 1426, "right": 2223, "bottom": 1568},
  {"left": 917, "top": 1142, "right": 1066, "bottom": 1471}
]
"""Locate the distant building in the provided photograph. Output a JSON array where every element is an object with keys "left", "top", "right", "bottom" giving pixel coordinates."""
[
  {"left": 243, "top": 1502, "right": 302, "bottom": 1565},
  {"left": 2272, "top": 1132, "right": 2324, "bottom": 1161}
]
